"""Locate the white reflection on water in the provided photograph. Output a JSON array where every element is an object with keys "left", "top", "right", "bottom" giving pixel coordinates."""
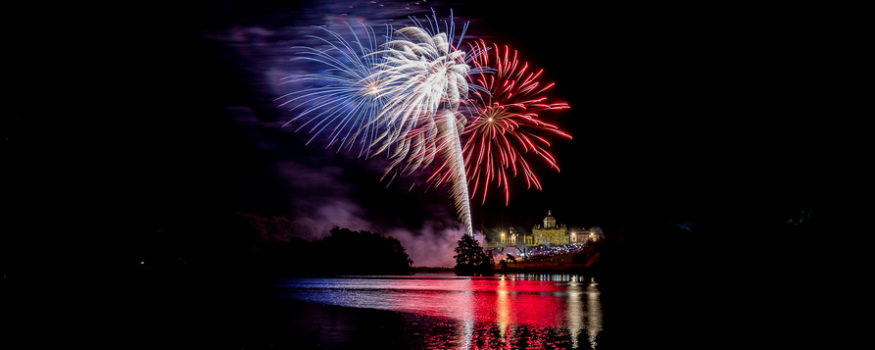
[
  {"left": 586, "top": 281, "right": 603, "bottom": 349},
  {"left": 458, "top": 278, "right": 474, "bottom": 350},
  {"left": 497, "top": 276, "right": 510, "bottom": 340},
  {"left": 278, "top": 273, "right": 602, "bottom": 349},
  {"left": 568, "top": 279, "right": 583, "bottom": 349}
]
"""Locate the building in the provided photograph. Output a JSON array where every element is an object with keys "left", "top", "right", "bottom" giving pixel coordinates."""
[
  {"left": 488, "top": 210, "right": 601, "bottom": 249},
  {"left": 533, "top": 210, "right": 572, "bottom": 245},
  {"left": 494, "top": 226, "right": 535, "bottom": 246}
]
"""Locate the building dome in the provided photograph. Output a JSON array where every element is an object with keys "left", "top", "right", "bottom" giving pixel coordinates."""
[{"left": 543, "top": 210, "right": 556, "bottom": 229}]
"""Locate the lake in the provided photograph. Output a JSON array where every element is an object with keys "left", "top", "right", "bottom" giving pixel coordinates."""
[{"left": 274, "top": 273, "right": 604, "bottom": 349}]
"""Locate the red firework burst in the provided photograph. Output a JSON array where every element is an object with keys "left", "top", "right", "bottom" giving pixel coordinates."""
[{"left": 460, "top": 40, "right": 572, "bottom": 205}]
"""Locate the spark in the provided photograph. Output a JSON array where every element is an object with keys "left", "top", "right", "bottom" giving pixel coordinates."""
[
  {"left": 276, "top": 9, "right": 573, "bottom": 237},
  {"left": 461, "top": 39, "right": 572, "bottom": 205},
  {"left": 366, "top": 9, "right": 487, "bottom": 235},
  {"left": 278, "top": 21, "right": 395, "bottom": 158}
]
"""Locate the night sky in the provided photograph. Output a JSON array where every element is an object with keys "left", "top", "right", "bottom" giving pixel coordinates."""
[
  {"left": 5, "top": 1, "right": 864, "bottom": 269},
  {"left": 3, "top": 4, "right": 867, "bottom": 349}
]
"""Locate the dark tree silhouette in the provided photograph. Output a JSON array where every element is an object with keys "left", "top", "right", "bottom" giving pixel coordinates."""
[
  {"left": 453, "top": 234, "right": 493, "bottom": 274},
  {"left": 141, "top": 218, "right": 416, "bottom": 276},
  {"left": 315, "top": 227, "right": 414, "bottom": 275}
]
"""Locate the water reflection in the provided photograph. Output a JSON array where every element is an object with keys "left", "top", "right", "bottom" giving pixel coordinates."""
[
  {"left": 568, "top": 279, "right": 583, "bottom": 349},
  {"left": 586, "top": 281, "right": 603, "bottom": 349},
  {"left": 279, "top": 273, "right": 603, "bottom": 349}
]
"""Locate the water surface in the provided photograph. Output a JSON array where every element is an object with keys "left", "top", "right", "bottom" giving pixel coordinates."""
[{"left": 277, "top": 273, "right": 603, "bottom": 349}]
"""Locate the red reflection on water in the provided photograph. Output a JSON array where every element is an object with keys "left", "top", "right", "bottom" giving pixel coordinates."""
[
  {"left": 283, "top": 275, "right": 601, "bottom": 349},
  {"left": 384, "top": 277, "right": 568, "bottom": 328},
  {"left": 422, "top": 321, "right": 572, "bottom": 350},
  {"left": 384, "top": 277, "right": 597, "bottom": 349}
]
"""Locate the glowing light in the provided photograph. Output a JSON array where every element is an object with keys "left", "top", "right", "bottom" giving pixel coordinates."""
[
  {"left": 363, "top": 81, "right": 382, "bottom": 96},
  {"left": 461, "top": 40, "right": 572, "bottom": 205},
  {"left": 278, "top": 10, "right": 573, "bottom": 237},
  {"left": 567, "top": 279, "right": 583, "bottom": 349},
  {"left": 367, "top": 9, "right": 486, "bottom": 236},
  {"left": 279, "top": 22, "right": 394, "bottom": 158}
]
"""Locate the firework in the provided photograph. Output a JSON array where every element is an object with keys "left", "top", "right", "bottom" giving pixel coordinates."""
[
  {"left": 277, "top": 9, "right": 571, "bottom": 236},
  {"left": 367, "top": 10, "right": 486, "bottom": 235},
  {"left": 277, "top": 21, "right": 394, "bottom": 158},
  {"left": 456, "top": 40, "right": 572, "bottom": 205}
]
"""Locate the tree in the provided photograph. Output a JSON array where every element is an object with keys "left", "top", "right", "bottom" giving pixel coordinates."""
[
  {"left": 453, "top": 234, "right": 493, "bottom": 274},
  {"left": 317, "top": 227, "right": 414, "bottom": 275}
]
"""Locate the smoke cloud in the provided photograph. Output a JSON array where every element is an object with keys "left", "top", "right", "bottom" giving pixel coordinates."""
[{"left": 275, "top": 159, "right": 468, "bottom": 267}]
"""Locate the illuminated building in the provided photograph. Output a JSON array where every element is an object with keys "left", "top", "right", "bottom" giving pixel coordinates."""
[
  {"left": 532, "top": 210, "right": 569, "bottom": 245},
  {"left": 487, "top": 210, "right": 605, "bottom": 252}
]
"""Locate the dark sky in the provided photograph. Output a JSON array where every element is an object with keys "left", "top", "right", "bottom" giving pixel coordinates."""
[
  {"left": 6, "top": 1, "right": 864, "bottom": 267},
  {"left": 114, "top": 1, "right": 862, "bottom": 224}
]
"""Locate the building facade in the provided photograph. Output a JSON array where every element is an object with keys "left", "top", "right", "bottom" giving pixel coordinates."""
[
  {"left": 488, "top": 210, "right": 600, "bottom": 250},
  {"left": 532, "top": 210, "right": 569, "bottom": 245}
]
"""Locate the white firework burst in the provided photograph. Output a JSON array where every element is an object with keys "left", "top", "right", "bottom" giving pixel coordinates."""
[{"left": 366, "top": 10, "right": 488, "bottom": 235}]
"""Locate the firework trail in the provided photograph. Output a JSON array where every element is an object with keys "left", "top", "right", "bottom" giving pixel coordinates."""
[
  {"left": 450, "top": 39, "right": 572, "bottom": 205},
  {"left": 367, "top": 10, "right": 486, "bottom": 235},
  {"left": 278, "top": 10, "right": 570, "bottom": 236},
  {"left": 277, "top": 21, "right": 394, "bottom": 158}
]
